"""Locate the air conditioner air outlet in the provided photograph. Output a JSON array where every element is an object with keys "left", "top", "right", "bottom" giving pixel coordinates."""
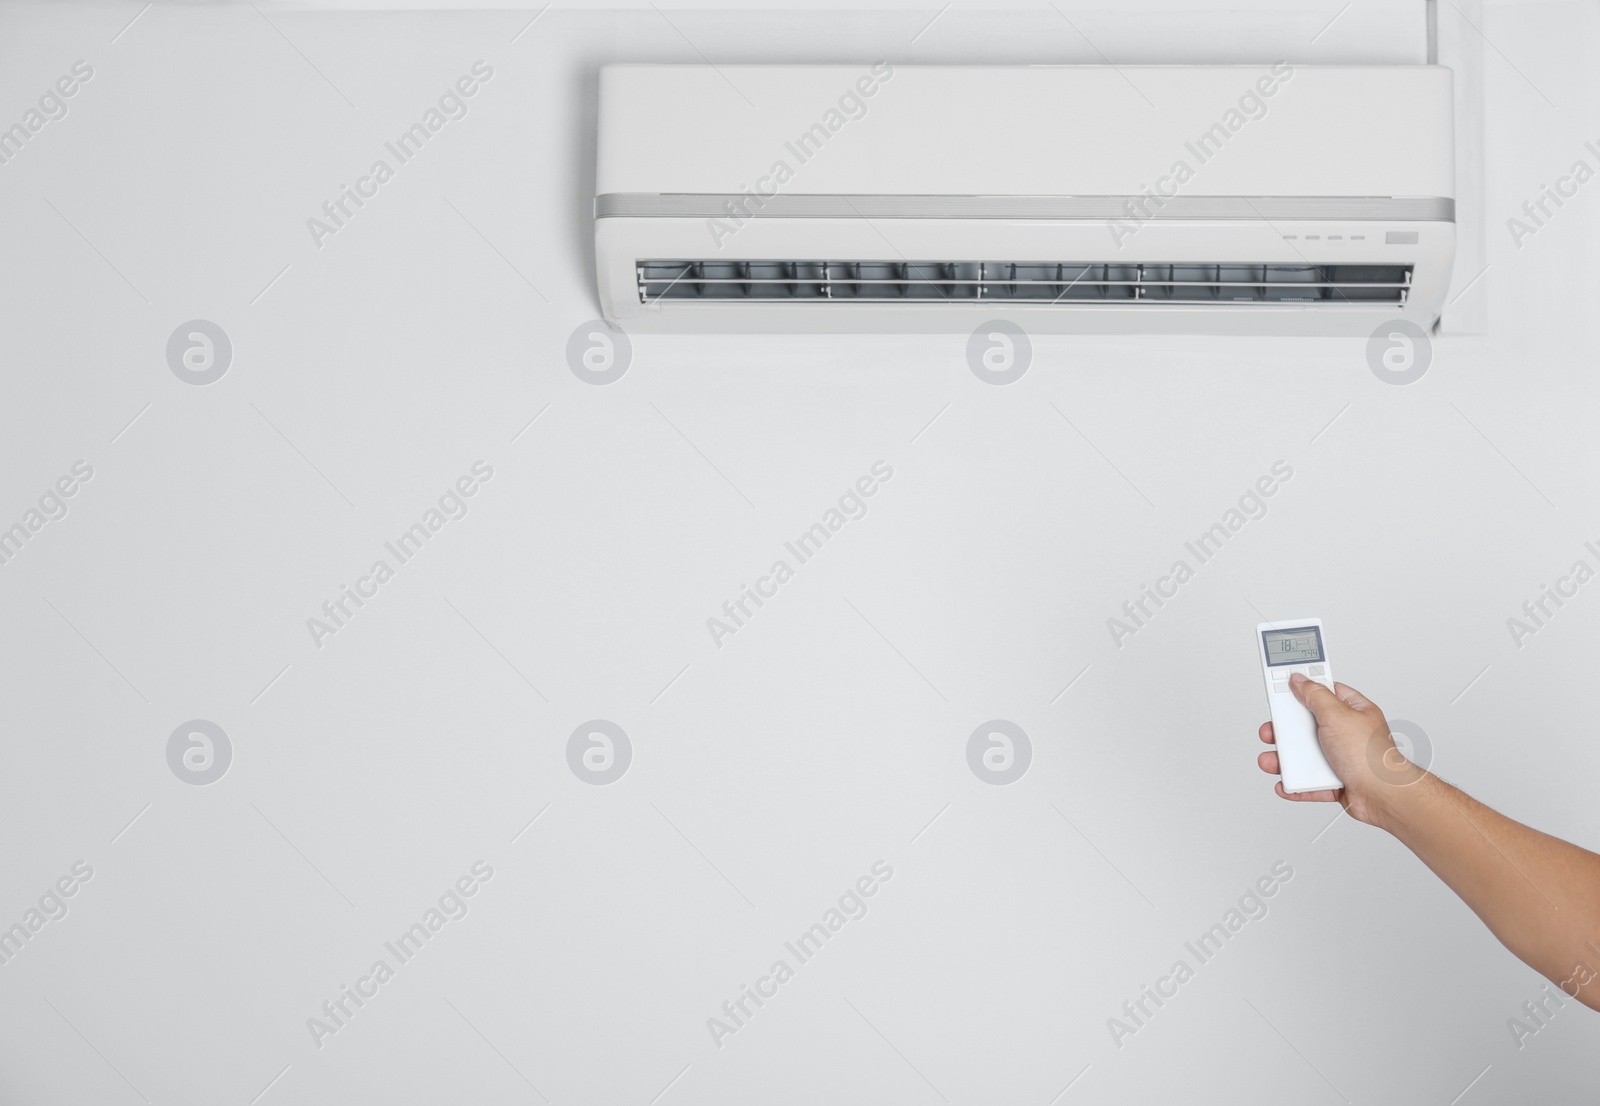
[{"left": 637, "top": 261, "right": 1413, "bottom": 306}]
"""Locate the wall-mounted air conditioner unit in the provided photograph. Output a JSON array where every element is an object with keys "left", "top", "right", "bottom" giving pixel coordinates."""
[{"left": 594, "top": 64, "right": 1454, "bottom": 335}]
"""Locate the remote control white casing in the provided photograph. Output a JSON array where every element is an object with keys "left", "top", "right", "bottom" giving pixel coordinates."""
[{"left": 1257, "top": 618, "right": 1343, "bottom": 794}]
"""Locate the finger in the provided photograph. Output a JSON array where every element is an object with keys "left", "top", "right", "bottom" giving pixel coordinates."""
[
  {"left": 1259, "top": 721, "right": 1276, "bottom": 745},
  {"left": 1258, "top": 750, "right": 1280, "bottom": 775},
  {"left": 1290, "top": 672, "right": 1346, "bottom": 720},
  {"left": 1275, "top": 781, "right": 1340, "bottom": 803},
  {"left": 1332, "top": 681, "right": 1374, "bottom": 711}
]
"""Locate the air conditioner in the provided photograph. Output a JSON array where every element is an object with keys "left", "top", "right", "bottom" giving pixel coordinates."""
[{"left": 594, "top": 64, "right": 1454, "bottom": 335}]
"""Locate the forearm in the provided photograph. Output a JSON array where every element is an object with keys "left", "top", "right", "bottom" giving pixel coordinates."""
[{"left": 1370, "top": 773, "right": 1600, "bottom": 1009}]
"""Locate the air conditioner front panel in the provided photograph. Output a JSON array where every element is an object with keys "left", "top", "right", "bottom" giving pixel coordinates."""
[{"left": 596, "top": 65, "right": 1454, "bottom": 200}]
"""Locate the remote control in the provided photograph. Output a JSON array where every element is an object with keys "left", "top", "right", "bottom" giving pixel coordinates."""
[{"left": 1256, "top": 618, "right": 1343, "bottom": 794}]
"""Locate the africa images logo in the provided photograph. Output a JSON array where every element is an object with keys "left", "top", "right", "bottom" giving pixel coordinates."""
[
  {"left": 706, "top": 861, "right": 893, "bottom": 1048},
  {"left": 306, "top": 62, "right": 494, "bottom": 248}
]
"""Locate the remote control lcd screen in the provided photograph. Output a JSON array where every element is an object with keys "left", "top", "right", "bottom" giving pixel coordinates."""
[{"left": 1262, "top": 626, "right": 1323, "bottom": 666}]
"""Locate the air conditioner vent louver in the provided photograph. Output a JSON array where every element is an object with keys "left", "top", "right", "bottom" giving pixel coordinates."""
[{"left": 637, "top": 261, "right": 1413, "bottom": 306}]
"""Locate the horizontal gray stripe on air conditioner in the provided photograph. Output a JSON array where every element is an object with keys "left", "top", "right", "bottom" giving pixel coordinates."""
[{"left": 595, "top": 193, "right": 1455, "bottom": 223}]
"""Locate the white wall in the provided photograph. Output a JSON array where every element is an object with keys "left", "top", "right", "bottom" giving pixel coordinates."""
[{"left": 0, "top": 2, "right": 1595, "bottom": 1103}]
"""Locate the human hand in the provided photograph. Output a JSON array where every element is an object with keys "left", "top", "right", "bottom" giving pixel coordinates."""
[{"left": 1256, "top": 674, "right": 1424, "bottom": 826}]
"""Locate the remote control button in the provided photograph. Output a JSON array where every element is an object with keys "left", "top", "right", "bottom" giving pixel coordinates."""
[
  {"left": 1309, "top": 664, "right": 1326, "bottom": 676},
  {"left": 1273, "top": 683, "right": 1290, "bottom": 694}
]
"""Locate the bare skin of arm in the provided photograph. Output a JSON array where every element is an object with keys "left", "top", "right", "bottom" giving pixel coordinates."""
[{"left": 1257, "top": 672, "right": 1600, "bottom": 1010}]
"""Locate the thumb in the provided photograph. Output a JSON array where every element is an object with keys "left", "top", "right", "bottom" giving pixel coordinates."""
[{"left": 1290, "top": 672, "right": 1346, "bottom": 723}]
